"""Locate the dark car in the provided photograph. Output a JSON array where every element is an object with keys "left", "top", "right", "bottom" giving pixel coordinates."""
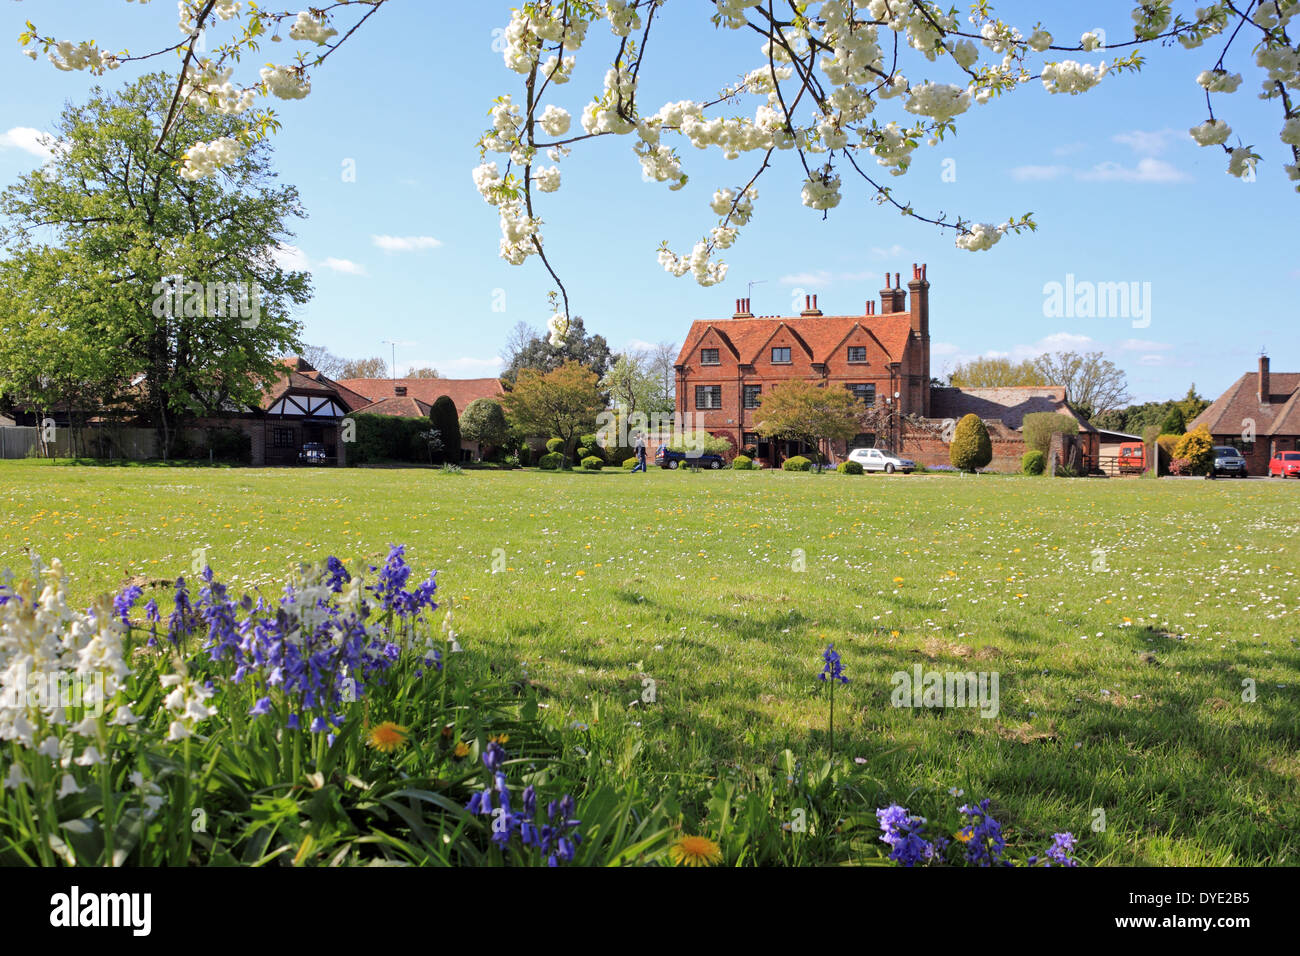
[
  {"left": 656, "top": 446, "right": 725, "bottom": 470},
  {"left": 1211, "top": 446, "right": 1248, "bottom": 478},
  {"left": 298, "top": 442, "right": 327, "bottom": 465}
]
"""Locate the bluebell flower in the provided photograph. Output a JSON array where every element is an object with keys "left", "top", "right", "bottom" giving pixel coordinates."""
[
  {"left": 1044, "top": 832, "right": 1079, "bottom": 867},
  {"left": 818, "top": 644, "right": 849, "bottom": 684},
  {"left": 483, "top": 740, "right": 506, "bottom": 771},
  {"left": 248, "top": 697, "right": 272, "bottom": 717},
  {"left": 876, "top": 804, "right": 939, "bottom": 866},
  {"left": 113, "top": 584, "right": 143, "bottom": 625},
  {"left": 958, "top": 799, "right": 1006, "bottom": 866}
]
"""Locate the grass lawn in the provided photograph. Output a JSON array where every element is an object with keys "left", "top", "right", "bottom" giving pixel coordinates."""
[{"left": 2, "top": 459, "right": 1297, "bottom": 865}]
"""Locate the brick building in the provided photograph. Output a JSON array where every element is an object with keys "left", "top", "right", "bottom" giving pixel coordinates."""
[
  {"left": 1189, "top": 355, "right": 1299, "bottom": 475},
  {"left": 675, "top": 265, "right": 932, "bottom": 463},
  {"left": 675, "top": 263, "right": 1096, "bottom": 469}
]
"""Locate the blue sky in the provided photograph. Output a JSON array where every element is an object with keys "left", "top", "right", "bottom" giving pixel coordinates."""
[{"left": 0, "top": 2, "right": 1295, "bottom": 403}]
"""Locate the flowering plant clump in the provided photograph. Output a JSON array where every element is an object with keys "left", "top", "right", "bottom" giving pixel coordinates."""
[
  {"left": 874, "top": 795, "right": 1082, "bottom": 867},
  {"left": 0, "top": 547, "right": 600, "bottom": 866},
  {"left": 465, "top": 741, "right": 584, "bottom": 865}
]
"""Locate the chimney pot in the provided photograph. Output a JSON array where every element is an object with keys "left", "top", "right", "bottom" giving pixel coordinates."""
[
  {"left": 895, "top": 272, "right": 901, "bottom": 287},
  {"left": 812, "top": 294, "right": 818, "bottom": 311},
  {"left": 1259, "top": 354, "right": 1271, "bottom": 403}
]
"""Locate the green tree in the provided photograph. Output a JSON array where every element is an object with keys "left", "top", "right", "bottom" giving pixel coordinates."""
[
  {"left": 1160, "top": 405, "right": 1186, "bottom": 435},
  {"left": 0, "top": 74, "right": 309, "bottom": 457},
  {"left": 430, "top": 395, "right": 462, "bottom": 465},
  {"left": 459, "top": 397, "right": 510, "bottom": 454},
  {"left": 1030, "top": 351, "right": 1131, "bottom": 419},
  {"left": 339, "top": 357, "right": 389, "bottom": 379},
  {"left": 501, "top": 361, "right": 604, "bottom": 461},
  {"left": 755, "top": 379, "right": 861, "bottom": 465},
  {"left": 500, "top": 316, "right": 613, "bottom": 387},
  {"left": 1021, "top": 412, "right": 1080, "bottom": 455},
  {"left": 409, "top": 367, "right": 441, "bottom": 378},
  {"left": 948, "top": 356, "right": 1046, "bottom": 388},
  {"left": 950, "top": 413, "right": 992, "bottom": 472}
]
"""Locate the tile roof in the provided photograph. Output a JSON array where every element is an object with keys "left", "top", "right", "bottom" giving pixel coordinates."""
[
  {"left": 355, "top": 396, "right": 434, "bottom": 418},
  {"left": 676, "top": 313, "right": 915, "bottom": 367},
  {"left": 1189, "top": 371, "right": 1300, "bottom": 436},
  {"left": 338, "top": 377, "right": 504, "bottom": 412},
  {"left": 930, "top": 386, "right": 1097, "bottom": 432}
]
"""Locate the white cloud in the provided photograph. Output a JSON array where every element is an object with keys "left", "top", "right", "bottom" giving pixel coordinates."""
[
  {"left": 1052, "top": 141, "right": 1088, "bottom": 157},
  {"left": 270, "top": 244, "right": 366, "bottom": 276},
  {"left": 1118, "top": 338, "right": 1174, "bottom": 352},
  {"left": 778, "top": 268, "right": 877, "bottom": 286},
  {"left": 1077, "top": 157, "right": 1191, "bottom": 183},
  {"left": 0, "top": 126, "right": 59, "bottom": 161},
  {"left": 869, "top": 244, "right": 909, "bottom": 259},
  {"left": 1112, "top": 128, "right": 1181, "bottom": 155},
  {"left": 271, "top": 243, "right": 311, "bottom": 272},
  {"left": 930, "top": 341, "right": 961, "bottom": 357},
  {"left": 1034, "top": 332, "right": 1095, "bottom": 353},
  {"left": 372, "top": 235, "right": 442, "bottom": 253},
  {"left": 321, "top": 257, "right": 367, "bottom": 276},
  {"left": 1011, "top": 164, "right": 1070, "bottom": 182}
]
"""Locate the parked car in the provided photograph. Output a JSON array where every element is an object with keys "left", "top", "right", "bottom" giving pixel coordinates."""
[
  {"left": 1117, "top": 441, "right": 1147, "bottom": 475},
  {"left": 655, "top": 446, "right": 725, "bottom": 470},
  {"left": 1211, "top": 446, "right": 1248, "bottom": 478},
  {"left": 847, "top": 447, "right": 915, "bottom": 474},
  {"left": 1268, "top": 450, "right": 1300, "bottom": 478},
  {"left": 298, "top": 442, "right": 327, "bottom": 465}
]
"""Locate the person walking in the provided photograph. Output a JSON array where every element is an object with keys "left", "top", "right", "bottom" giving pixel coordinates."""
[{"left": 631, "top": 431, "right": 647, "bottom": 473}]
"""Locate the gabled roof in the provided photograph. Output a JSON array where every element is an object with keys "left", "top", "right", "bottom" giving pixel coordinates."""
[
  {"left": 355, "top": 396, "right": 434, "bottom": 418},
  {"left": 676, "top": 313, "right": 915, "bottom": 368},
  {"left": 338, "top": 377, "right": 504, "bottom": 412},
  {"left": 930, "top": 386, "right": 1097, "bottom": 432},
  {"left": 1188, "top": 371, "right": 1300, "bottom": 436},
  {"left": 260, "top": 360, "right": 372, "bottom": 413}
]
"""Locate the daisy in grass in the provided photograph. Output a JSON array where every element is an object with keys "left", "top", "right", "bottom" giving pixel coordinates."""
[
  {"left": 367, "top": 722, "right": 409, "bottom": 753},
  {"left": 669, "top": 835, "right": 723, "bottom": 867}
]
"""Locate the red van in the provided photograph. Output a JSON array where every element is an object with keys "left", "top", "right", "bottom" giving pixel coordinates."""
[{"left": 1118, "top": 441, "right": 1147, "bottom": 475}]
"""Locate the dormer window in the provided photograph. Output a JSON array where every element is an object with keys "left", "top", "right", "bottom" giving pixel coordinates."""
[
  {"left": 847, "top": 346, "right": 867, "bottom": 363},
  {"left": 771, "top": 347, "right": 792, "bottom": 364},
  {"left": 394, "top": 386, "right": 407, "bottom": 397},
  {"left": 701, "top": 348, "right": 720, "bottom": 365}
]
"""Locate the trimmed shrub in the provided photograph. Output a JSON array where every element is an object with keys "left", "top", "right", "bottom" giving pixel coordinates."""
[
  {"left": 731, "top": 454, "right": 754, "bottom": 470},
  {"left": 546, "top": 437, "right": 565, "bottom": 454},
  {"left": 1022, "top": 412, "right": 1079, "bottom": 455},
  {"left": 1021, "top": 450, "right": 1046, "bottom": 475},
  {"left": 1173, "top": 426, "right": 1214, "bottom": 475},
  {"left": 580, "top": 455, "right": 604, "bottom": 471},
  {"left": 538, "top": 452, "right": 565, "bottom": 470},
  {"left": 622, "top": 456, "right": 639, "bottom": 469},
  {"left": 950, "top": 414, "right": 992, "bottom": 472},
  {"left": 430, "top": 395, "right": 461, "bottom": 465},
  {"left": 346, "top": 414, "right": 434, "bottom": 465},
  {"left": 837, "top": 460, "right": 864, "bottom": 475},
  {"left": 782, "top": 455, "right": 813, "bottom": 472},
  {"left": 575, "top": 447, "right": 590, "bottom": 460}
]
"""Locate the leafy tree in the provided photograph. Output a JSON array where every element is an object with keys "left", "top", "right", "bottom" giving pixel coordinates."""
[
  {"left": 299, "top": 345, "right": 348, "bottom": 379},
  {"left": 755, "top": 379, "right": 861, "bottom": 465},
  {"left": 430, "top": 395, "right": 462, "bottom": 465},
  {"left": 1021, "top": 412, "right": 1080, "bottom": 455},
  {"left": 339, "top": 357, "right": 390, "bottom": 379},
  {"left": 501, "top": 360, "right": 604, "bottom": 460},
  {"left": 459, "top": 397, "right": 510, "bottom": 453},
  {"left": 409, "top": 367, "right": 441, "bottom": 378},
  {"left": 500, "top": 316, "right": 612, "bottom": 387},
  {"left": 1031, "top": 351, "right": 1131, "bottom": 419},
  {"left": 949, "top": 414, "right": 992, "bottom": 472},
  {"left": 601, "top": 351, "right": 668, "bottom": 416},
  {"left": 949, "top": 357, "right": 1046, "bottom": 388},
  {"left": 647, "top": 342, "right": 680, "bottom": 415},
  {"left": 1160, "top": 405, "right": 1186, "bottom": 435},
  {"left": 0, "top": 74, "right": 310, "bottom": 457}
]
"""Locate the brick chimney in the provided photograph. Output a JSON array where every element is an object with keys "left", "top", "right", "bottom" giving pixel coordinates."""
[
  {"left": 733, "top": 297, "right": 753, "bottom": 318},
  {"left": 1259, "top": 353, "right": 1270, "bottom": 403},
  {"left": 865, "top": 300, "right": 875, "bottom": 316},
  {"left": 880, "top": 273, "right": 906, "bottom": 314},
  {"left": 799, "top": 294, "right": 823, "bottom": 317},
  {"left": 907, "top": 263, "right": 931, "bottom": 417}
]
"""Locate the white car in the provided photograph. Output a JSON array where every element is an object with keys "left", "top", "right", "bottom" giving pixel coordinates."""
[{"left": 847, "top": 447, "right": 915, "bottom": 474}]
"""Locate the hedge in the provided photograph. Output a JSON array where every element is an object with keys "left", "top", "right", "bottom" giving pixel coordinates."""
[{"left": 782, "top": 456, "right": 813, "bottom": 472}]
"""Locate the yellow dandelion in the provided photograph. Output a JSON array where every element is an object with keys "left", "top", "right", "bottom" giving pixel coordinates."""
[
  {"left": 366, "top": 721, "right": 409, "bottom": 753},
  {"left": 669, "top": 835, "right": 723, "bottom": 867},
  {"left": 453, "top": 741, "right": 470, "bottom": 758},
  {"left": 893, "top": 577, "right": 904, "bottom": 585},
  {"left": 490, "top": 733, "right": 510, "bottom": 744},
  {"left": 955, "top": 830, "right": 973, "bottom": 843}
]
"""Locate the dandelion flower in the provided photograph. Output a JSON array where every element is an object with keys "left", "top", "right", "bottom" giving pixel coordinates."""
[
  {"left": 669, "top": 835, "right": 723, "bottom": 867},
  {"left": 367, "top": 721, "right": 409, "bottom": 753},
  {"left": 453, "top": 742, "right": 470, "bottom": 758}
]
